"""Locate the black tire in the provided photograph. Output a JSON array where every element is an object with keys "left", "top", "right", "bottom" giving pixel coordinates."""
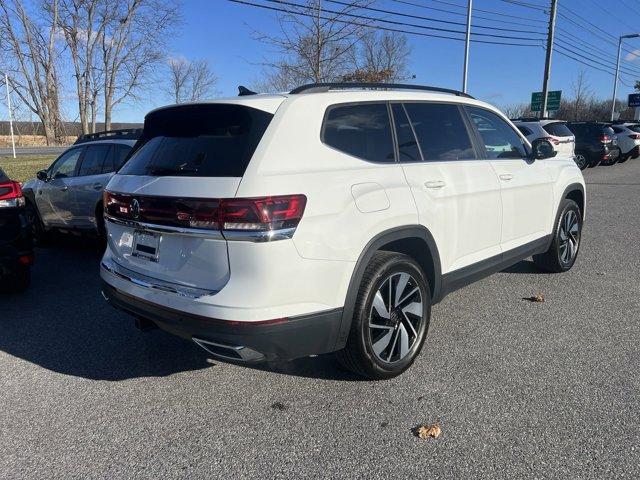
[
  {"left": 574, "top": 152, "right": 589, "bottom": 170},
  {"left": 0, "top": 264, "right": 31, "bottom": 293},
  {"left": 618, "top": 153, "right": 629, "bottom": 163},
  {"left": 336, "top": 251, "right": 431, "bottom": 380},
  {"left": 24, "top": 199, "right": 49, "bottom": 246},
  {"left": 533, "top": 199, "right": 582, "bottom": 273}
]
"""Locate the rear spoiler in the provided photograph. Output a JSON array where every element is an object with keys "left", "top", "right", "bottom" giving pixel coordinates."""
[{"left": 74, "top": 128, "right": 143, "bottom": 145}]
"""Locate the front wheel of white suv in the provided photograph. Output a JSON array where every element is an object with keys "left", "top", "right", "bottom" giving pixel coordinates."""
[
  {"left": 533, "top": 199, "right": 582, "bottom": 273},
  {"left": 336, "top": 251, "right": 431, "bottom": 380}
]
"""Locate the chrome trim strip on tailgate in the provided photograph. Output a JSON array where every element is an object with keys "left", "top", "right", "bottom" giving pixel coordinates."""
[
  {"left": 105, "top": 215, "right": 296, "bottom": 242},
  {"left": 101, "top": 258, "right": 218, "bottom": 299}
]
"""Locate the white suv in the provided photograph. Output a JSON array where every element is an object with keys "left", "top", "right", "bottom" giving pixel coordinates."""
[
  {"left": 100, "top": 83, "right": 586, "bottom": 379},
  {"left": 512, "top": 118, "right": 575, "bottom": 158}
]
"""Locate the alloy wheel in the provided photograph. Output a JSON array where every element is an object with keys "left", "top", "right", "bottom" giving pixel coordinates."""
[
  {"left": 368, "top": 272, "right": 424, "bottom": 364},
  {"left": 575, "top": 154, "right": 588, "bottom": 170},
  {"left": 559, "top": 210, "right": 580, "bottom": 265}
]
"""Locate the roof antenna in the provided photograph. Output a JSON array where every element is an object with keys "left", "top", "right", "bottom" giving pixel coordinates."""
[{"left": 238, "top": 85, "right": 257, "bottom": 96}]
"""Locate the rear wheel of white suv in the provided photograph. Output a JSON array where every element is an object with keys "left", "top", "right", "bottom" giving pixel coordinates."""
[{"left": 337, "top": 251, "right": 431, "bottom": 380}]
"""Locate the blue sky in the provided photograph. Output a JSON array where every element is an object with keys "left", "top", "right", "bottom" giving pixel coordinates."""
[{"left": 78, "top": 0, "right": 640, "bottom": 122}]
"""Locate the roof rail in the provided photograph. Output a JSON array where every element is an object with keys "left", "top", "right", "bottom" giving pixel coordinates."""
[
  {"left": 73, "top": 128, "right": 143, "bottom": 145},
  {"left": 511, "top": 117, "right": 549, "bottom": 122},
  {"left": 289, "top": 82, "right": 474, "bottom": 98}
]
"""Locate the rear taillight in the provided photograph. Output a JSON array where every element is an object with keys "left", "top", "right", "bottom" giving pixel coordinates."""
[
  {"left": 542, "top": 136, "right": 560, "bottom": 145},
  {"left": 629, "top": 134, "right": 640, "bottom": 140},
  {"left": 0, "top": 180, "right": 25, "bottom": 208},
  {"left": 600, "top": 135, "right": 611, "bottom": 143},
  {"left": 104, "top": 191, "right": 307, "bottom": 239}
]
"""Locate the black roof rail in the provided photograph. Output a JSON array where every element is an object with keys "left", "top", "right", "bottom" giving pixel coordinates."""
[
  {"left": 73, "top": 128, "right": 143, "bottom": 145},
  {"left": 289, "top": 82, "right": 474, "bottom": 98}
]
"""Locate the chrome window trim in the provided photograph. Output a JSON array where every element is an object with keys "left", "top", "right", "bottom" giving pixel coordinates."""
[
  {"left": 105, "top": 215, "right": 296, "bottom": 242},
  {"left": 101, "top": 257, "right": 218, "bottom": 299}
]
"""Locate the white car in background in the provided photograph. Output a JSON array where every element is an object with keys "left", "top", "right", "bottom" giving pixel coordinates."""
[
  {"left": 609, "top": 123, "right": 640, "bottom": 162},
  {"left": 512, "top": 118, "right": 575, "bottom": 159}
]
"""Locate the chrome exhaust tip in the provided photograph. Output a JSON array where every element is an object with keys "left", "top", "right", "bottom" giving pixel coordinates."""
[{"left": 193, "top": 337, "right": 265, "bottom": 362}]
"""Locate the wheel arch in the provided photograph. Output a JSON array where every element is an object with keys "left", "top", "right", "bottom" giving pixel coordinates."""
[
  {"left": 334, "top": 225, "right": 442, "bottom": 351},
  {"left": 562, "top": 183, "right": 585, "bottom": 220}
]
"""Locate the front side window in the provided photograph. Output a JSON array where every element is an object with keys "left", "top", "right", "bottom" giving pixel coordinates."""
[
  {"left": 467, "top": 107, "right": 526, "bottom": 159},
  {"left": 403, "top": 103, "right": 476, "bottom": 161},
  {"left": 323, "top": 103, "right": 395, "bottom": 163},
  {"left": 49, "top": 148, "right": 83, "bottom": 179},
  {"left": 78, "top": 145, "right": 111, "bottom": 176}
]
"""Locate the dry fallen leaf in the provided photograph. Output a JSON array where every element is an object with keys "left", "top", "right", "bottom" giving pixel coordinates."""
[
  {"left": 414, "top": 423, "right": 441, "bottom": 439},
  {"left": 271, "top": 402, "right": 287, "bottom": 411},
  {"left": 523, "top": 293, "right": 545, "bottom": 303}
]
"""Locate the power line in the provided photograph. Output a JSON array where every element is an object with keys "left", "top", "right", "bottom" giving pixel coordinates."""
[
  {"left": 227, "top": 0, "right": 543, "bottom": 47},
  {"left": 391, "top": 0, "right": 548, "bottom": 24},
  {"left": 264, "top": 0, "right": 544, "bottom": 41},
  {"left": 496, "top": 0, "right": 548, "bottom": 11},
  {"left": 554, "top": 47, "right": 634, "bottom": 87},
  {"left": 324, "top": 0, "right": 546, "bottom": 35}
]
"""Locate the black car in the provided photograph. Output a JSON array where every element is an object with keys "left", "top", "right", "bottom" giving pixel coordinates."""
[
  {"left": 0, "top": 168, "right": 34, "bottom": 292},
  {"left": 566, "top": 122, "right": 619, "bottom": 168}
]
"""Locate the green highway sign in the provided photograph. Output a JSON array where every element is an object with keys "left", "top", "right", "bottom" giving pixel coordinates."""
[{"left": 531, "top": 90, "right": 561, "bottom": 112}]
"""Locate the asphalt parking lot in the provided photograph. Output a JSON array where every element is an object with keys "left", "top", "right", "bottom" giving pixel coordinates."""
[{"left": 1, "top": 162, "right": 639, "bottom": 479}]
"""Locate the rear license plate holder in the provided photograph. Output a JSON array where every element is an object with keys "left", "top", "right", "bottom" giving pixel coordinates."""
[{"left": 132, "top": 230, "right": 161, "bottom": 262}]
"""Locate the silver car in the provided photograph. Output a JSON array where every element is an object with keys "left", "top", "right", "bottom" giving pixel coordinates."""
[{"left": 22, "top": 130, "right": 140, "bottom": 240}]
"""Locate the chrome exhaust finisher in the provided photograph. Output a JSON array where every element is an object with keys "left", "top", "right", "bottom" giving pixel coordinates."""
[{"left": 192, "top": 337, "right": 265, "bottom": 363}]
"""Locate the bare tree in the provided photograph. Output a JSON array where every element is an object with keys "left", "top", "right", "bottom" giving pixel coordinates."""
[
  {"left": 568, "top": 70, "right": 593, "bottom": 121},
  {"left": 500, "top": 103, "right": 533, "bottom": 119},
  {"left": 343, "top": 31, "right": 411, "bottom": 83},
  {"left": 0, "top": 0, "right": 64, "bottom": 144},
  {"left": 254, "top": 0, "right": 374, "bottom": 91},
  {"left": 56, "top": 0, "right": 109, "bottom": 134},
  {"left": 165, "top": 57, "right": 217, "bottom": 103},
  {"left": 97, "top": 0, "right": 179, "bottom": 130}
]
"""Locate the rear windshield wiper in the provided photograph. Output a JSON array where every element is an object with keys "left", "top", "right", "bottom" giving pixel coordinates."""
[{"left": 147, "top": 166, "right": 199, "bottom": 176}]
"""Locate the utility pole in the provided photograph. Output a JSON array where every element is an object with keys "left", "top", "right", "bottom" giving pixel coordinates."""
[
  {"left": 462, "top": 0, "right": 472, "bottom": 93},
  {"left": 4, "top": 74, "right": 16, "bottom": 159},
  {"left": 611, "top": 33, "right": 640, "bottom": 121},
  {"left": 541, "top": 0, "right": 558, "bottom": 118}
]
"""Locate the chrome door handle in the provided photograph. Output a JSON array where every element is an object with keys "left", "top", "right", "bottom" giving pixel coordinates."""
[
  {"left": 499, "top": 174, "right": 514, "bottom": 181},
  {"left": 93, "top": 183, "right": 103, "bottom": 190},
  {"left": 424, "top": 180, "right": 446, "bottom": 189}
]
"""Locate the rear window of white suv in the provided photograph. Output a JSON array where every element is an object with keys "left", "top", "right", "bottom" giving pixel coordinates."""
[
  {"left": 543, "top": 122, "right": 573, "bottom": 137},
  {"left": 119, "top": 104, "right": 273, "bottom": 177}
]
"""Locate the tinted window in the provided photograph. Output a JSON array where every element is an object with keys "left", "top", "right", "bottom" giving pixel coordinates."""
[
  {"left": 602, "top": 126, "right": 615, "bottom": 136},
  {"left": 391, "top": 103, "right": 422, "bottom": 162},
  {"left": 79, "top": 145, "right": 111, "bottom": 176},
  {"left": 0, "top": 168, "right": 8, "bottom": 182},
  {"left": 467, "top": 107, "right": 526, "bottom": 159},
  {"left": 119, "top": 104, "right": 273, "bottom": 177},
  {"left": 628, "top": 124, "right": 640, "bottom": 133},
  {"left": 611, "top": 126, "right": 624, "bottom": 134},
  {"left": 323, "top": 103, "right": 395, "bottom": 163},
  {"left": 110, "top": 144, "right": 132, "bottom": 172},
  {"left": 403, "top": 103, "right": 476, "bottom": 161},
  {"left": 50, "top": 148, "right": 83, "bottom": 179},
  {"left": 517, "top": 126, "right": 533, "bottom": 136},
  {"left": 543, "top": 122, "right": 573, "bottom": 137}
]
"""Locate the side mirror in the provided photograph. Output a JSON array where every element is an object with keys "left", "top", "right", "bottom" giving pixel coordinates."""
[
  {"left": 36, "top": 170, "right": 49, "bottom": 181},
  {"left": 530, "top": 138, "right": 557, "bottom": 160}
]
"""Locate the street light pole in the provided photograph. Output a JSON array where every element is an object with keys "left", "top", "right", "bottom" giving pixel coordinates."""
[
  {"left": 541, "top": 0, "right": 558, "bottom": 118},
  {"left": 4, "top": 73, "right": 16, "bottom": 159},
  {"left": 462, "top": 0, "right": 472, "bottom": 93},
  {"left": 611, "top": 34, "right": 640, "bottom": 122}
]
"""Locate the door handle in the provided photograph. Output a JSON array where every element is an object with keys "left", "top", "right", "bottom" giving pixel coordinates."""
[
  {"left": 499, "top": 173, "right": 514, "bottom": 181},
  {"left": 424, "top": 180, "right": 446, "bottom": 189},
  {"left": 59, "top": 186, "right": 68, "bottom": 191},
  {"left": 93, "top": 183, "right": 103, "bottom": 190}
]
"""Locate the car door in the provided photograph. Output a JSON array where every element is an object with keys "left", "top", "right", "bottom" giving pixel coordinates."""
[
  {"left": 73, "top": 144, "right": 113, "bottom": 228},
  {"left": 465, "top": 106, "right": 554, "bottom": 252},
  {"left": 36, "top": 147, "right": 84, "bottom": 227},
  {"left": 394, "top": 102, "right": 503, "bottom": 274}
]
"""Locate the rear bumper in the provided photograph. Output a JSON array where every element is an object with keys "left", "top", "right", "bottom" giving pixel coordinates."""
[{"left": 101, "top": 281, "right": 344, "bottom": 362}]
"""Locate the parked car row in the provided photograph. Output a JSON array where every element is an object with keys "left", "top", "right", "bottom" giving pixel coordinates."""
[
  {"left": 4, "top": 83, "right": 587, "bottom": 380},
  {"left": 512, "top": 117, "right": 640, "bottom": 170}
]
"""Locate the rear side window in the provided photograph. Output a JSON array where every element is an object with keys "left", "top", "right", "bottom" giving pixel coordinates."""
[
  {"left": 628, "top": 124, "right": 640, "bottom": 133},
  {"left": 543, "top": 122, "right": 573, "bottom": 137},
  {"left": 78, "top": 145, "right": 111, "bottom": 176},
  {"left": 119, "top": 104, "right": 273, "bottom": 177},
  {"left": 602, "top": 126, "right": 615, "bottom": 137},
  {"left": 109, "top": 144, "right": 133, "bottom": 172},
  {"left": 516, "top": 126, "right": 533, "bottom": 136},
  {"left": 391, "top": 103, "right": 422, "bottom": 162},
  {"left": 0, "top": 168, "right": 8, "bottom": 182},
  {"left": 467, "top": 107, "right": 526, "bottom": 159},
  {"left": 403, "top": 103, "right": 476, "bottom": 161},
  {"left": 322, "top": 103, "right": 395, "bottom": 163}
]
